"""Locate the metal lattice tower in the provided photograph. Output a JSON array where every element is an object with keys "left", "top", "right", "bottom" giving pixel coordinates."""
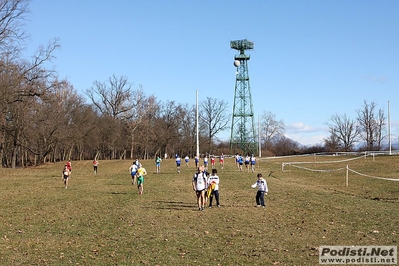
[{"left": 230, "top": 39, "right": 258, "bottom": 154}]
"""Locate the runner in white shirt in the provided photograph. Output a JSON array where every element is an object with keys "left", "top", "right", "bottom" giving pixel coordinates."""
[
  {"left": 129, "top": 162, "right": 138, "bottom": 185},
  {"left": 251, "top": 173, "right": 268, "bottom": 208},
  {"left": 192, "top": 166, "right": 207, "bottom": 211}
]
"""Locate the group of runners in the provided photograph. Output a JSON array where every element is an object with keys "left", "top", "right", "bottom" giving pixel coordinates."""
[
  {"left": 153, "top": 153, "right": 227, "bottom": 174},
  {"left": 129, "top": 160, "right": 147, "bottom": 195},
  {"left": 191, "top": 163, "right": 268, "bottom": 210},
  {"left": 169, "top": 153, "right": 227, "bottom": 173},
  {"left": 235, "top": 153, "right": 257, "bottom": 172},
  {"left": 191, "top": 166, "right": 220, "bottom": 211},
  {"left": 61, "top": 153, "right": 267, "bottom": 208}
]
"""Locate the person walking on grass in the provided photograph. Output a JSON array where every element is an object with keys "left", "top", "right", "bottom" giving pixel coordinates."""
[
  {"left": 192, "top": 165, "right": 207, "bottom": 211},
  {"left": 185, "top": 155, "right": 190, "bottom": 167},
  {"left": 219, "top": 153, "right": 225, "bottom": 169},
  {"left": 66, "top": 160, "right": 72, "bottom": 178},
  {"left": 211, "top": 156, "right": 216, "bottom": 169},
  {"left": 129, "top": 161, "right": 138, "bottom": 185},
  {"left": 93, "top": 158, "right": 98, "bottom": 174},
  {"left": 245, "top": 154, "right": 250, "bottom": 172},
  {"left": 251, "top": 154, "right": 256, "bottom": 172},
  {"left": 176, "top": 155, "right": 181, "bottom": 173},
  {"left": 62, "top": 164, "right": 70, "bottom": 189},
  {"left": 155, "top": 156, "right": 162, "bottom": 173},
  {"left": 251, "top": 173, "right": 268, "bottom": 208},
  {"left": 203, "top": 155, "right": 208, "bottom": 171},
  {"left": 207, "top": 168, "right": 220, "bottom": 208},
  {"left": 235, "top": 153, "right": 240, "bottom": 169},
  {"left": 137, "top": 165, "right": 147, "bottom": 195},
  {"left": 238, "top": 155, "right": 243, "bottom": 171}
]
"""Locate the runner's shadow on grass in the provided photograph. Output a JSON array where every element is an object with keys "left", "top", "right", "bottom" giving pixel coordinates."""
[{"left": 153, "top": 200, "right": 195, "bottom": 210}]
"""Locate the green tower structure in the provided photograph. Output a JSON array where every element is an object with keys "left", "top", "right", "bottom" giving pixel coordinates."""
[{"left": 230, "top": 39, "right": 258, "bottom": 155}]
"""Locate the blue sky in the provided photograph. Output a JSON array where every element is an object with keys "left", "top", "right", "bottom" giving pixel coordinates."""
[{"left": 24, "top": 0, "right": 399, "bottom": 146}]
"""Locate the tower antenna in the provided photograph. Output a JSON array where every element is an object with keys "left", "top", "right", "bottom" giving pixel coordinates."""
[{"left": 230, "top": 39, "right": 258, "bottom": 155}]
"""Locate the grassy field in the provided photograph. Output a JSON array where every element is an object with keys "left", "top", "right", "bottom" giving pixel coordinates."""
[{"left": 0, "top": 155, "right": 398, "bottom": 265}]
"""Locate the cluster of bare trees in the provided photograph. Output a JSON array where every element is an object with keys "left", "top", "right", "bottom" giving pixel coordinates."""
[
  {"left": 258, "top": 101, "right": 388, "bottom": 155},
  {"left": 84, "top": 76, "right": 231, "bottom": 162},
  {"left": 0, "top": 0, "right": 67, "bottom": 167},
  {"left": 326, "top": 101, "right": 387, "bottom": 152},
  {"left": 0, "top": 1, "right": 390, "bottom": 168},
  {"left": 1, "top": 69, "right": 231, "bottom": 167},
  {"left": 0, "top": 0, "right": 233, "bottom": 168}
]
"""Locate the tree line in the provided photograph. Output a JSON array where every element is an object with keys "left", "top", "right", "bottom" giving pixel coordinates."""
[
  {"left": 0, "top": 0, "right": 233, "bottom": 167},
  {"left": 0, "top": 1, "right": 390, "bottom": 168},
  {"left": 260, "top": 100, "right": 389, "bottom": 155}
]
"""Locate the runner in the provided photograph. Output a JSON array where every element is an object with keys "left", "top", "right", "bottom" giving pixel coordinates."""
[
  {"left": 192, "top": 166, "right": 207, "bottom": 211},
  {"left": 62, "top": 164, "right": 70, "bottom": 189},
  {"left": 93, "top": 158, "right": 98, "bottom": 174},
  {"left": 129, "top": 161, "right": 138, "bottom": 185},
  {"left": 185, "top": 155, "right": 190, "bottom": 167},
  {"left": 176, "top": 155, "right": 181, "bottom": 173},
  {"left": 219, "top": 153, "right": 225, "bottom": 169},
  {"left": 155, "top": 156, "right": 162, "bottom": 173},
  {"left": 211, "top": 156, "right": 215, "bottom": 169},
  {"left": 137, "top": 165, "right": 147, "bottom": 195},
  {"left": 250, "top": 154, "right": 256, "bottom": 172}
]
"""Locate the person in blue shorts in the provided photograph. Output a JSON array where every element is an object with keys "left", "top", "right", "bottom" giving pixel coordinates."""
[
  {"left": 203, "top": 156, "right": 208, "bottom": 171},
  {"left": 251, "top": 154, "right": 256, "bottom": 172},
  {"left": 155, "top": 156, "right": 162, "bottom": 173},
  {"left": 129, "top": 161, "right": 138, "bottom": 185},
  {"left": 245, "top": 155, "right": 250, "bottom": 172},
  {"left": 235, "top": 153, "right": 239, "bottom": 169},
  {"left": 176, "top": 155, "right": 181, "bottom": 173},
  {"left": 238, "top": 155, "right": 243, "bottom": 171}
]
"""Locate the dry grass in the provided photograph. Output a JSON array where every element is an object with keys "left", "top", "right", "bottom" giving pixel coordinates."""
[{"left": 0, "top": 155, "right": 398, "bottom": 265}]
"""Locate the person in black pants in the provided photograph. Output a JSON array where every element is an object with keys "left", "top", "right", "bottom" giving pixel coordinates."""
[
  {"left": 251, "top": 173, "right": 268, "bottom": 208},
  {"left": 207, "top": 168, "right": 220, "bottom": 208}
]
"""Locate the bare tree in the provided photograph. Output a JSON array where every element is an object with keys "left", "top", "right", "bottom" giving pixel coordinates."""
[
  {"left": 323, "top": 132, "right": 341, "bottom": 152},
  {"left": 86, "top": 75, "right": 139, "bottom": 120},
  {"left": 26, "top": 80, "right": 73, "bottom": 163},
  {"left": 260, "top": 111, "right": 285, "bottom": 151},
  {"left": 0, "top": 0, "right": 60, "bottom": 168},
  {"left": 326, "top": 113, "right": 359, "bottom": 152},
  {"left": 0, "top": 0, "right": 29, "bottom": 55},
  {"left": 125, "top": 94, "right": 158, "bottom": 159},
  {"left": 125, "top": 101, "right": 198, "bottom": 160},
  {"left": 375, "top": 108, "right": 386, "bottom": 150},
  {"left": 356, "top": 101, "right": 386, "bottom": 150},
  {"left": 199, "top": 97, "right": 230, "bottom": 154},
  {"left": 0, "top": 42, "right": 60, "bottom": 167},
  {"left": 86, "top": 75, "right": 147, "bottom": 159},
  {"left": 272, "top": 135, "right": 299, "bottom": 156},
  {"left": 179, "top": 104, "right": 197, "bottom": 157}
]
